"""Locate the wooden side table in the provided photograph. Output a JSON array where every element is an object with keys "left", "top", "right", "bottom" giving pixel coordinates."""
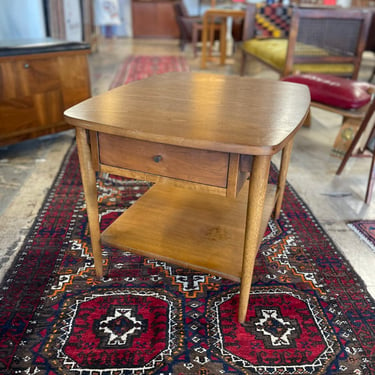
[{"left": 64, "top": 72, "right": 310, "bottom": 323}]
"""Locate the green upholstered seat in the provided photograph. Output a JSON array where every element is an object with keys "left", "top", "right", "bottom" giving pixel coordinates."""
[{"left": 241, "top": 38, "right": 355, "bottom": 76}]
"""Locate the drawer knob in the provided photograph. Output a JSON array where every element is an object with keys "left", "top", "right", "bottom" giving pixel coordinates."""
[
  {"left": 24, "top": 63, "right": 30, "bottom": 69},
  {"left": 153, "top": 155, "right": 163, "bottom": 163}
]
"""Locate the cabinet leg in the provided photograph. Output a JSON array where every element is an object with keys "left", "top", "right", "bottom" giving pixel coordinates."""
[
  {"left": 238, "top": 155, "right": 271, "bottom": 324},
  {"left": 76, "top": 128, "right": 103, "bottom": 278},
  {"left": 274, "top": 139, "right": 294, "bottom": 219}
]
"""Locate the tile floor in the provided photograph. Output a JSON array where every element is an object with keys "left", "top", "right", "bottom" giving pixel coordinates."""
[{"left": 0, "top": 37, "right": 374, "bottom": 300}]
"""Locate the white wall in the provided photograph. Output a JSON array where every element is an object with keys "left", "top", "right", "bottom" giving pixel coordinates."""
[
  {"left": 185, "top": 0, "right": 201, "bottom": 15},
  {"left": 63, "top": 0, "right": 83, "bottom": 41},
  {"left": 0, "top": 0, "right": 46, "bottom": 40}
]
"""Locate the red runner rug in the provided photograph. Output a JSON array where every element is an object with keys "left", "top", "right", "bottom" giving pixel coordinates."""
[
  {"left": 1, "top": 56, "right": 375, "bottom": 374},
  {"left": 348, "top": 220, "right": 375, "bottom": 253},
  {"left": 108, "top": 55, "right": 190, "bottom": 90}
]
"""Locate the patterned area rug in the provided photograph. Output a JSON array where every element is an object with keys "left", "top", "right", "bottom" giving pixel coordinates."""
[
  {"left": 1, "top": 56, "right": 375, "bottom": 374},
  {"left": 108, "top": 55, "right": 190, "bottom": 90},
  {"left": 348, "top": 220, "right": 375, "bottom": 253}
]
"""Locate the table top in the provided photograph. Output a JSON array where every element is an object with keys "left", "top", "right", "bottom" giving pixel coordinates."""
[{"left": 64, "top": 72, "right": 310, "bottom": 155}]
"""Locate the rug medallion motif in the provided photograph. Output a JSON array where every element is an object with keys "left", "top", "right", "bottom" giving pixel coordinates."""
[{"left": 1, "top": 146, "right": 373, "bottom": 374}]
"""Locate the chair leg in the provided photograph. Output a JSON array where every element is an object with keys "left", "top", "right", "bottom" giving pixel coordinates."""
[
  {"left": 336, "top": 117, "right": 363, "bottom": 175},
  {"left": 365, "top": 152, "right": 375, "bottom": 203},
  {"left": 179, "top": 39, "right": 186, "bottom": 51},
  {"left": 178, "top": 26, "right": 188, "bottom": 52},
  {"left": 302, "top": 108, "right": 311, "bottom": 128},
  {"left": 240, "top": 50, "right": 247, "bottom": 76},
  {"left": 369, "top": 65, "right": 375, "bottom": 83},
  {"left": 192, "top": 26, "right": 198, "bottom": 58}
]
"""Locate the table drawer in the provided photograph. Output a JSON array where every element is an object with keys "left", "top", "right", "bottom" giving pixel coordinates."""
[{"left": 98, "top": 134, "right": 229, "bottom": 187}]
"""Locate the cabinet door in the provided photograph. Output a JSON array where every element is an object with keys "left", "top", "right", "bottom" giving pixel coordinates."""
[
  {"left": 0, "top": 56, "right": 64, "bottom": 140},
  {"left": 0, "top": 51, "right": 90, "bottom": 145},
  {"left": 57, "top": 54, "right": 91, "bottom": 109}
]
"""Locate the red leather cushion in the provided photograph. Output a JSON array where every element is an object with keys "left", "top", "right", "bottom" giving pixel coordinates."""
[{"left": 282, "top": 73, "right": 373, "bottom": 109}]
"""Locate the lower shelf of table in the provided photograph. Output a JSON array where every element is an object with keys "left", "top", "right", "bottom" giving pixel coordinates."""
[{"left": 101, "top": 181, "right": 277, "bottom": 281}]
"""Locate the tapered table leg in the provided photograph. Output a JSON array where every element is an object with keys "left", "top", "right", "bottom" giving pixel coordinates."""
[
  {"left": 75, "top": 128, "right": 103, "bottom": 278},
  {"left": 238, "top": 154, "right": 271, "bottom": 324},
  {"left": 274, "top": 139, "right": 294, "bottom": 219}
]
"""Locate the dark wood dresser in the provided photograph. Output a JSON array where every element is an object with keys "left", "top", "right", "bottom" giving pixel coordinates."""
[{"left": 132, "top": 0, "right": 180, "bottom": 38}]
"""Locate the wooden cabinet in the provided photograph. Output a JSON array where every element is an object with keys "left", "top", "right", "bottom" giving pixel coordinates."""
[
  {"left": 132, "top": 0, "right": 180, "bottom": 38},
  {"left": 0, "top": 39, "right": 91, "bottom": 146}
]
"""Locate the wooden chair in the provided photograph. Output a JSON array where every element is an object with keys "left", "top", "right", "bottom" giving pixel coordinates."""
[
  {"left": 173, "top": 1, "right": 222, "bottom": 58},
  {"left": 282, "top": 73, "right": 374, "bottom": 154},
  {"left": 336, "top": 97, "right": 375, "bottom": 203},
  {"left": 240, "top": 5, "right": 372, "bottom": 80}
]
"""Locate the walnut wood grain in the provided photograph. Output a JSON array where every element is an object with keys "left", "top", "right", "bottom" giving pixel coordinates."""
[
  {"left": 65, "top": 72, "right": 310, "bottom": 155},
  {"left": 101, "top": 181, "right": 277, "bottom": 281},
  {"left": 0, "top": 49, "right": 91, "bottom": 146},
  {"left": 98, "top": 133, "right": 229, "bottom": 188}
]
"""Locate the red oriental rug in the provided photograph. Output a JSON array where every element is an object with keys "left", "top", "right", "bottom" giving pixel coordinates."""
[
  {"left": 108, "top": 55, "right": 190, "bottom": 90},
  {"left": 1, "top": 56, "right": 375, "bottom": 374},
  {"left": 348, "top": 220, "right": 375, "bottom": 253}
]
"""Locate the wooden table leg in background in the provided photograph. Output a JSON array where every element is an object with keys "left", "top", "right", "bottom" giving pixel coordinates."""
[
  {"left": 76, "top": 127, "right": 103, "bottom": 278},
  {"left": 219, "top": 18, "right": 227, "bottom": 65},
  {"left": 201, "top": 13, "right": 227, "bottom": 68},
  {"left": 275, "top": 139, "right": 294, "bottom": 219},
  {"left": 200, "top": 9, "right": 245, "bottom": 69},
  {"left": 201, "top": 13, "right": 209, "bottom": 69},
  {"left": 238, "top": 154, "right": 271, "bottom": 324}
]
